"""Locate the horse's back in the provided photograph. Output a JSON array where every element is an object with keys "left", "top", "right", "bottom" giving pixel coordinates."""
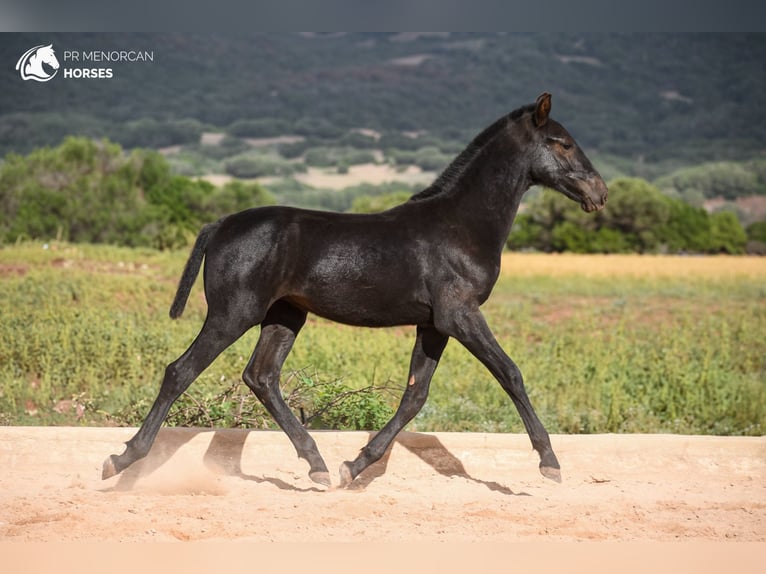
[{"left": 204, "top": 205, "right": 435, "bottom": 327}]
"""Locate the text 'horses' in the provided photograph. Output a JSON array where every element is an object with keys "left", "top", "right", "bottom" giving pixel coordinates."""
[{"left": 103, "top": 93, "right": 608, "bottom": 487}]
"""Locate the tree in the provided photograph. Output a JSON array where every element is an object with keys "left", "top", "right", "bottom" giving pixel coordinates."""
[
  {"left": 655, "top": 161, "right": 762, "bottom": 200},
  {"left": 746, "top": 221, "right": 766, "bottom": 254},
  {"left": 708, "top": 211, "right": 747, "bottom": 254},
  {"left": 206, "top": 181, "right": 276, "bottom": 218},
  {"left": 600, "top": 178, "right": 672, "bottom": 252},
  {"left": 507, "top": 213, "right": 545, "bottom": 251},
  {"left": 506, "top": 177, "right": 749, "bottom": 254},
  {"left": 660, "top": 201, "right": 714, "bottom": 253},
  {"left": 223, "top": 154, "right": 302, "bottom": 178},
  {"left": 0, "top": 137, "right": 275, "bottom": 249}
]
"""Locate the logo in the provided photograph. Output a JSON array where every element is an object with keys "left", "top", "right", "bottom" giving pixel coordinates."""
[{"left": 16, "top": 44, "right": 60, "bottom": 82}]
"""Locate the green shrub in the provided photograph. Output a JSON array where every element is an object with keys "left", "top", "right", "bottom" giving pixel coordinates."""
[
  {"left": 227, "top": 118, "right": 292, "bottom": 138},
  {"left": 224, "top": 153, "right": 303, "bottom": 178},
  {"left": 508, "top": 177, "right": 749, "bottom": 254},
  {"left": 119, "top": 118, "right": 205, "bottom": 149},
  {"left": 388, "top": 146, "right": 451, "bottom": 172},
  {"left": 655, "top": 161, "right": 765, "bottom": 200},
  {"left": 303, "top": 147, "right": 377, "bottom": 168},
  {"left": 159, "top": 371, "right": 395, "bottom": 431},
  {"left": 0, "top": 138, "right": 275, "bottom": 249}
]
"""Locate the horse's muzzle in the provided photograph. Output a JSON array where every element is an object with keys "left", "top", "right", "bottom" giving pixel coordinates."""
[{"left": 579, "top": 176, "right": 608, "bottom": 213}]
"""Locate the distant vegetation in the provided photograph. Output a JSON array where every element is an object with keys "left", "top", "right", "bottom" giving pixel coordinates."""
[
  {"left": 2, "top": 33, "right": 765, "bottom": 248},
  {"left": 1, "top": 33, "right": 764, "bottom": 163},
  {"left": 0, "top": 137, "right": 761, "bottom": 254},
  {"left": 509, "top": 178, "right": 749, "bottom": 254},
  {"left": 0, "top": 137, "right": 274, "bottom": 249},
  {"left": 272, "top": 181, "right": 423, "bottom": 213},
  {"left": 223, "top": 152, "right": 305, "bottom": 179}
]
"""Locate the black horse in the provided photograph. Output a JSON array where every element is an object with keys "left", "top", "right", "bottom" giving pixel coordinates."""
[{"left": 103, "top": 93, "right": 607, "bottom": 487}]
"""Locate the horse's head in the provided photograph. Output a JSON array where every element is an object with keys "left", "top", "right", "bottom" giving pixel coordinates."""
[
  {"left": 525, "top": 93, "right": 607, "bottom": 212},
  {"left": 37, "top": 44, "right": 60, "bottom": 70}
]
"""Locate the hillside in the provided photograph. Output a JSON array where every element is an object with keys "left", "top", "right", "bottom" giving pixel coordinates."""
[{"left": 1, "top": 33, "right": 765, "bottom": 163}]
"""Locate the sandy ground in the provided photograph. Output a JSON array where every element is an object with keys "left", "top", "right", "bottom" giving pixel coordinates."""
[{"left": 1, "top": 427, "right": 764, "bottom": 546}]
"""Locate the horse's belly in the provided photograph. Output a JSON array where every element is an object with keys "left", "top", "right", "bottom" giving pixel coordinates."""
[{"left": 283, "top": 287, "right": 431, "bottom": 328}]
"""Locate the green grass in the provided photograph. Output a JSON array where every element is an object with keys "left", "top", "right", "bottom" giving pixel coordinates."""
[{"left": 1, "top": 242, "right": 764, "bottom": 435}]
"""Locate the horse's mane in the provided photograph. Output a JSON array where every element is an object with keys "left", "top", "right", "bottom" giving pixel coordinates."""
[{"left": 409, "top": 103, "right": 535, "bottom": 202}]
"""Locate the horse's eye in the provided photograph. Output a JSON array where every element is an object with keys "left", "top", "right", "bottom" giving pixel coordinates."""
[{"left": 547, "top": 137, "right": 572, "bottom": 151}]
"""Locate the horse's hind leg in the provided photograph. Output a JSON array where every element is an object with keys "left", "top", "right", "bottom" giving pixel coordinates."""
[
  {"left": 102, "top": 313, "right": 253, "bottom": 479},
  {"left": 339, "top": 325, "right": 448, "bottom": 487},
  {"left": 241, "top": 301, "right": 331, "bottom": 487}
]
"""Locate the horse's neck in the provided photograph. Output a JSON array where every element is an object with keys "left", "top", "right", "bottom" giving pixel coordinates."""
[{"left": 437, "top": 133, "right": 530, "bottom": 252}]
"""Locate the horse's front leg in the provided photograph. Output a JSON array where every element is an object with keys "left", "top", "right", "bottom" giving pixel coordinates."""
[
  {"left": 437, "top": 306, "right": 561, "bottom": 482},
  {"left": 339, "top": 325, "right": 448, "bottom": 487}
]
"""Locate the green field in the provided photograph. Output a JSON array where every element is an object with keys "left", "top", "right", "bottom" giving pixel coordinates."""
[{"left": 1, "top": 243, "right": 764, "bottom": 436}]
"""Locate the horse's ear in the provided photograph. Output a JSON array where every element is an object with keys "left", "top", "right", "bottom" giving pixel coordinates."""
[{"left": 534, "top": 93, "right": 552, "bottom": 127}]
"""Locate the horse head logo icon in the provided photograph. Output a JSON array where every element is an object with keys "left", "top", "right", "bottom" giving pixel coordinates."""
[{"left": 16, "top": 44, "right": 60, "bottom": 82}]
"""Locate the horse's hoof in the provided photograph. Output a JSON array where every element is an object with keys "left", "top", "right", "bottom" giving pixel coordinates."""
[
  {"left": 309, "top": 470, "right": 331, "bottom": 488},
  {"left": 338, "top": 462, "right": 354, "bottom": 488},
  {"left": 540, "top": 465, "right": 562, "bottom": 483},
  {"left": 102, "top": 455, "right": 118, "bottom": 480}
]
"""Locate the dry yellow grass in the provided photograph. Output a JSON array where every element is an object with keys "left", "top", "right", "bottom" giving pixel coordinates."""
[{"left": 500, "top": 253, "right": 766, "bottom": 279}]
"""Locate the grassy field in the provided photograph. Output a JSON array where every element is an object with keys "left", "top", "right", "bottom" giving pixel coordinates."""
[{"left": 1, "top": 242, "right": 764, "bottom": 436}]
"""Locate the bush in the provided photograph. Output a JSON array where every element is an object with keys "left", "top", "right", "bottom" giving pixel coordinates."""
[
  {"left": 655, "top": 161, "right": 766, "bottom": 200},
  {"left": 162, "top": 371, "right": 395, "bottom": 431},
  {"left": 0, "top": 137, "right": 276, "bottom": 249},
  {"left": 508, "top": 177, "right": 749, "bottom": 254},
  {"left": 118, "top": 118, "right": 205, "bottom": 149},
  {"left": 708, "top": 211, "right": 748, "bottom": 254},
  {"left": 195, "top": 136, "right": 250, "bottom": 160},
  {"left": 227, "top": 118, "right": 292, "bottom": 138},
  {"left": 338, "top": 131, "right": 381, "bottom": 149},
  {"left": 746, "top": 220, "right": 766, "bottom": 243},
  {"left": 389, "top": 146, "right": 451, "bottom": 172},
  {"left": 293, "top": 117, "right": 343, "bottom": 139},
  {"left": 208, "top": 181, "right": 276, "bottom": 217},
  {"left": 224, "top": 153, "right": 304, "bottom": 178},
  {"left": 278, "top": 138, "right": 316, "bottom": 159},
  {"left": 303, "top": 147, "right": 377, "bottom": 168}
]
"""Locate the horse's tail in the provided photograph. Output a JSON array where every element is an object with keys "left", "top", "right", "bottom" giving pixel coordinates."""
[{"left": 169, "top": 221, "right": 221, "bottom": 319}]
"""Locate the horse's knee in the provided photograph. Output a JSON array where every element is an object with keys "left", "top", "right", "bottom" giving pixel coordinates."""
[
  {"left": 494, "top": 357, "right": 523, "bottom": 391},
  {"left": 242, "top": 369, "right": 260, "bottom": 392},
  {"left": 242, "top": 366, "right": 273, "bottom": 395}
]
